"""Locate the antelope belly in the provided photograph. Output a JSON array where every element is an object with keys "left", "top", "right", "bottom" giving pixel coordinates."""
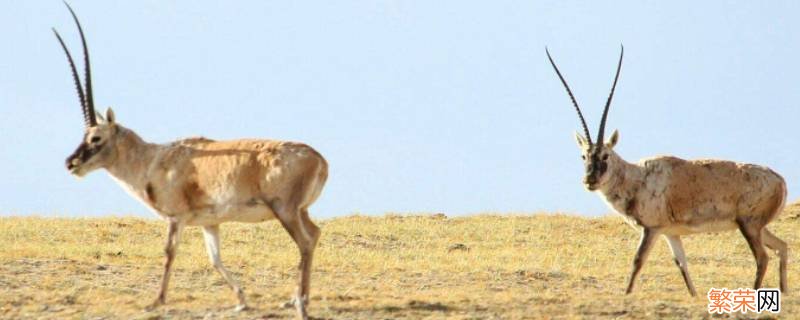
[
  {"left": 187, "top": 203, "right": 276, "bottom": 226},
  {"left": 663, "top": 220, "right": 738, "bottom": 235}
]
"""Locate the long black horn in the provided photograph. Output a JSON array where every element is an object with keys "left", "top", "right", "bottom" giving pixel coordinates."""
[
  {"left": 596, "top": 45, "right": 623, "bottom": 147},
  {"left": 53, "top": 28, "right": 89, "bottom": 126},
  {"left": 546, "top": 47, "right": 593, "bottom": 145},
  {"left": 65, "top": 1, "right": 97, "bottom": 127}
]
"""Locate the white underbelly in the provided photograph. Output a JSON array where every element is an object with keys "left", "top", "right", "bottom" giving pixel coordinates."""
[
  {"left": 662, "top": 220, "right": 739, "bottom": 236},
  {"left": 185, "top": 204, "right": 277, "bottom": 226}
]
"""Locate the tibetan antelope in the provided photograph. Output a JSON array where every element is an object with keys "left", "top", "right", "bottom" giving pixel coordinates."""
[
  {"left": 54, "top": 4, "right": 328, "bottom": 319},
  {"left": 546, "top": 46, "right": 788, "bottom": 296}
]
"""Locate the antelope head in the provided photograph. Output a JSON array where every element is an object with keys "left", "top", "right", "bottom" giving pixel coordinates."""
[
  {"left": 54, "top": 3, "right": 120, "bottom": 177},
  {"left": 547, "top": 46, "right": 624, "bottom": 191}
]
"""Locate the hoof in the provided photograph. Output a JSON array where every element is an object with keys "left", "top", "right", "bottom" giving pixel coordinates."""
[
  {"left": 281, "top": 296, "right": 308, "bottom": 309},
  {"left": 144, "top": 299, "right": 163, "bottom": 311},
  {"left": 289, "top": 296, "right": 309, "bottom": 320}
]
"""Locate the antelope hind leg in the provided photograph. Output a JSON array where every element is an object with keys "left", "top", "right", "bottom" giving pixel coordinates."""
[
  {"left": 737, "top": 219, "right": 770, "bottom": 289},
  {"left": 270, "top": 200, "right": 316, "bottom": 320},
  {"left": 762, "top": 229, "right": 788, "bottom": 292}
]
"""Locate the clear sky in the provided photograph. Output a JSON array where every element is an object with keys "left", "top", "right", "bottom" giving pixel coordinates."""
[{"left": 2, "top": 1, "right": 799, "bottom": 218}]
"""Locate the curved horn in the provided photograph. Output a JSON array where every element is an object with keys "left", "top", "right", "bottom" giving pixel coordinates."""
[
  {"left": 596, "top": 45, "right": 623, "bottom": 147},
  {"left": 546, "top": 47, "right": 593, "bottom": 145},
  {"left": 53, "top": 28, "right": 89, "bottom": 126},
  {"left": 62, "top": 2, "right": 97, "bottom": 127}
]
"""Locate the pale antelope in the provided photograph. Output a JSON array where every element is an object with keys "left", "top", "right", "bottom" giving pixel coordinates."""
[
  {"left": 547, "top": 46, "right": 788, "bottom": 296},
  {"left": 54, "top": 4, "right": 328, "bottom": 318}
]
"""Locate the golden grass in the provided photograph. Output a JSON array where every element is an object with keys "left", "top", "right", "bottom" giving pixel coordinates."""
[{"left": 2, "top": 206, "right": 800, "bottom": 319}]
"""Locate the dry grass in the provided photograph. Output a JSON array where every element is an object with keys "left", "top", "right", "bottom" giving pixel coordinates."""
[{"left": 3, "top": 205, "right": 800, "bottom": 319}]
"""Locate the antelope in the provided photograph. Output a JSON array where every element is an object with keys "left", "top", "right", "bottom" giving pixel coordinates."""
[
  {"left": 546, "top": 46, "right": 788, "bottom": 296},
  {"left": 54, "top": 4, "right": 328, "bottom": 319}
]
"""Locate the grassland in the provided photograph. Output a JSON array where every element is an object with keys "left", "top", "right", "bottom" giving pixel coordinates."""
[{"left": 2, "top": 204, "right": 800, "bottom": 319}]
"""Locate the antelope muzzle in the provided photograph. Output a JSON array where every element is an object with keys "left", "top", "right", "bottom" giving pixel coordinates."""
[{"left": 65, "top": 142, "right": 103, "bottom": 174}]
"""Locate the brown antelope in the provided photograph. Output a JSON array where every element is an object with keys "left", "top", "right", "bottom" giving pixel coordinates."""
[
  {"left": 54, "top": 4, "right": 328, "bottom": 319},
  {"left": 546, "top": 46, "right": 788, "bottom": 296}
]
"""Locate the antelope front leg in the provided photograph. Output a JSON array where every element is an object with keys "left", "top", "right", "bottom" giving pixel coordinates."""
[
  {"left": 665, "top": 235, "right": 697, "bottom": 296},
  {"left": 202, "top": 225, "right": 248, "bottom": 311},
  {"left": 147, "top": 220, "right": 184, "bottom": 310},
  {"left": 626, "top": 227, "right": 658, "bottom": 294}
]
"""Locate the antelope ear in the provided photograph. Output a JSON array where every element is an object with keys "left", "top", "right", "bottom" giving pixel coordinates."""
[
  {"left": 95, "top": 111, "right": 106, "bottom": 123},
  {"left": 605, "top": 129, "right": 619, "bottom": 148},
  {"left": 105, "top": 108, "right": 116, "bottom": 124},
  {"left": 575, "top": 131, "right": 589, "bottom": 148}
]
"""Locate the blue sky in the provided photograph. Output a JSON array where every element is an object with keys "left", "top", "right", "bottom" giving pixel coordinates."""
[{"left": 2, "top": 1, "right": 799, "bottom": 218}]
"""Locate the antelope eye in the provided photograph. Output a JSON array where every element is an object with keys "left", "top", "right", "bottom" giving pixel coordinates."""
[
  {"left": 90, "top": 136, "right": 101, "bottom": 143},
  {"left": 581, "top": 155, "right": 586, "bottom": 160},
  {"left": 601, "top": 154, "right": 609, "bottom": 161}
]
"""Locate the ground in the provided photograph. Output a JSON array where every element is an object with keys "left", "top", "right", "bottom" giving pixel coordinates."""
[{"left": 2, "top": 204, "right": 800, "bottom": 319}]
